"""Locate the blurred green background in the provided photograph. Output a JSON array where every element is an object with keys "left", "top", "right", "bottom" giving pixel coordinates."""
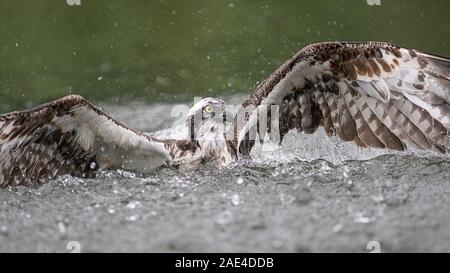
[{"left": 0, "top": 0, "right": 449, "bottom": 111}]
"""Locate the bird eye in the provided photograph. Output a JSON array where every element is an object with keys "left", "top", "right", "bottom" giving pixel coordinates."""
[{"left": 204, "top": 106, "right": 213, "bottom": 113}]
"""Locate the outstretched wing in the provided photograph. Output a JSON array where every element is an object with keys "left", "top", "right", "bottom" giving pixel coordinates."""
[
  {"left": 233, "top": 42, "right": 450, "bottom": 155},
  {"left": 0, "top": 95, "right": 172, "bottom": 187}
]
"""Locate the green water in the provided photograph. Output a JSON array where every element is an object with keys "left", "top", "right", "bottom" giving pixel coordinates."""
[{"left": 0, "top": 0, "right": 449, "bottom": 111}]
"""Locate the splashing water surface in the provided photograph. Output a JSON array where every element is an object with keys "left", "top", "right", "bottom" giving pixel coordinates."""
[{"left": 0, "top": 97, "right": 449, "bottom": 252}]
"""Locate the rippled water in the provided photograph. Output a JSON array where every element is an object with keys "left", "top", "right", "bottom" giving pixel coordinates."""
[{"left": 1, "top": 98, "right": 449, "bottom": 252}]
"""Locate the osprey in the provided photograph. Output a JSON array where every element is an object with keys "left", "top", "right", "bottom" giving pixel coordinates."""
[{"left": 1, "top": 41, "right": 449, "bottom": 187}]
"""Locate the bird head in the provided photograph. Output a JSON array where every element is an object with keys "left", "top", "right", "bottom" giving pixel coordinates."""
[{"left": 186, "top": 97, "right": 233, "bottom": 140}]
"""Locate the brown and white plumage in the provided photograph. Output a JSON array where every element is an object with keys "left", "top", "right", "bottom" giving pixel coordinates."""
[
  {"left": 233, "top": 42, "right": 450, "bottom": 156},
  {"left": 0, "top": 95, "right": 172, "bottom": 187},
  {"left": 1, "top": 41, "right": 449, "bottom": 187},
  {"left": 0, "top": 95, "right": 235, "bottom": 187}
]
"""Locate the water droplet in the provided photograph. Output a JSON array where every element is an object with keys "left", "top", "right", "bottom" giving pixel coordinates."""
[
  {"left": 126, "top": 201, "right": 141, "bottom": 209},
  {"left": 97, "top": 76, "right": 103, "bottom": 81},
  {"left": 354, "top": 213, "right": 371, "bottom": 224},
  {"left": 126, "top": 215, "right": 138, "bottom": 222},
  {"left": 332, "top": 223, "right": 343, "bottom": 233},
  {"left": 236, "top": 177, "right": 244, "bottom": 185},
  {"left": 231, "top": 194, "right": 240, "bottom": 206},
  {"left": 343, "top": 166, "right": 349, "bottom": 178},
  {"left": 371, "top": 194, "right": 384, "bottom": 203},
  {"left": 0, "top": 225, "right": 8, "bottom": 234},
  {"left": 58, "top": 222, "right": 67, "bottom": 234},
  {"left": 90, "top": 161, "right": 97, "bottom": 169}
]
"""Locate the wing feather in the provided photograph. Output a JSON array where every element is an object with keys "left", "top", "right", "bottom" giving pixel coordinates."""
[
  {"left": 341, "top": 86, "right": 386, "bottom": 148},
  {"left": 233, "top": 41, "right": 450, "bottom": 155},
  {"left": 337, "top": 95, "right": 358, "bottom": 142},
  {"left": 350, "top": 86, "right": 405, "bottom": 151},
  {"left": 363, "top": 94, "right": 427, "bottom": 150},
  {"left": 313, "top": 92, "right": 334, "bottom": 137},
  {"left": 0, "top": 95, "right": 172, "bottom": 187},
  {"left": 390, "top": 97, "right": 448, "bottom": 153}
]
